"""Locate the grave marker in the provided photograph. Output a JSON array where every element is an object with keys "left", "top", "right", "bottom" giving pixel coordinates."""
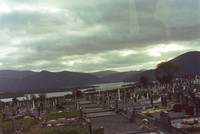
[
  {"left": 160, "top": 111, "right": 171, "bottom": 133},
  {"left": 12, "top": 117, "right": 16, "bottom": 132},
  {"left": 127, "top": 108, "right": 135, "bottom": 123},
  {"left": 118, "top": 88, "right": 121, "bottom": 101}
]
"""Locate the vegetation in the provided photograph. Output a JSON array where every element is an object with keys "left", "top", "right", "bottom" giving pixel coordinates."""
[
  {"left": 3, "top": 119, "right": 38, "bottom": 133},
  {"left": 155, "top": 61, "right": 180, "bottom": 84},
  {"left": 30, "top": 126, "right": 89, "bottom": 134},
  {"left": 135, "top": 91, "right": 149, "bottom": 96},
  {"left": 47, "top": 111, "right": 78, "bottom": 120},
  {"left": 30, "top": 126, "right": 104, "bottom": 134},
  {"left": 139, "top": 75, "right": 149, "bottom": 88}
]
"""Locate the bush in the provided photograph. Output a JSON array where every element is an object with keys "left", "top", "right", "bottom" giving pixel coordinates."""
[
  {"left": 185, "top": 105, "right": 194, "bottom": 115},
  {"left": 173, "top": 104, "right": 183, "bottom": 112},
  {"left": 56, "top": 104, "right": 65, "bottom": 110}
]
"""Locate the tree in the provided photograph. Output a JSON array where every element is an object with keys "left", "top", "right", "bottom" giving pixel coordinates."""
[
  {"left": 12, "top": 97, "right": 19, "bottom": 106},
  {"left": 139, "top": 75, "right": 149, "bottom": 88},
  {"left": 39, "top": 93, "right": 47, "bottom": 102},
  {"left": 72, "top": 89, "right": 82, "bottom": 98},
  {"left": 155, "top": 61, "right": 180, "bottom": 84}
]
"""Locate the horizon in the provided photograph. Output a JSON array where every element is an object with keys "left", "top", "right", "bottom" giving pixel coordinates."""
[
  {"left": 0, "top": 50, "right": 199, "bottom": 73},
  {"left": 0, "top": 0, "right": 199, "bottom": 72}
]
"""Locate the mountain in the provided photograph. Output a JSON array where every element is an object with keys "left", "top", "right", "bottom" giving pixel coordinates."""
[
  {"left": 91, "top": 70, "right": 118, "bottom": 78},
  {"left": 0, "top": 70, "right": 36, "bottom": 79},
  {"left": 124, "top": 51, "right": 200, "bottom": 82},
  {"left": 101, "top": 71, "right": 143, "bottom": 82},
  {"left": 0, "top": 70, "right": 104, "bottom": 92}
]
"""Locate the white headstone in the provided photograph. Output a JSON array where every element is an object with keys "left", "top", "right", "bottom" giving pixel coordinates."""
[
  {"left": 142, "top": 96, "right": 145, "bottom": 105},
  {"left": 118, "top": 88, "right": 121, "bottom": 101}
]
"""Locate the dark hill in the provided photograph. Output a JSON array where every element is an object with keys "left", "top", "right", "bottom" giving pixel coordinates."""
[
  {"left": 124, "top": 51, "right": 200, "bottom": 82},
  {"left": 0, "top": 70, "right": 36, "bottom": 79},
  {"left": 0, "top": 70, "right": 104, "bottom": 92},
  {"left": 91, "top": 70, "right": 118, "bottom": 78}
]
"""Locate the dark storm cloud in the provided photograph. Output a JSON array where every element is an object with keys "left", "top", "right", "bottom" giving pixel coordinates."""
[{"left": 0, "top": 0, "right": 199, "bottom": 72}]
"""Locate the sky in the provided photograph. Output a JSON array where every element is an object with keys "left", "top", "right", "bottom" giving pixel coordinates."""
[{"left": 0, "top": 0, "right": 199, "bottom": 73}]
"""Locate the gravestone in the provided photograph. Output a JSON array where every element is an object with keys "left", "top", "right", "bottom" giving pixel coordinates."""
[
  {"left": 124, "top": 89, "right": 127, "bottom": 104},
  {"left": 0, "top": 101, "right": 2, "bottom": 112},
  {"left": 0, "top": 119, "right": 3, "bottom": 134},
  {"left": 103, "top": 93, "right": 106, "bottom": 109},
  {"left": 12, "top": 117, "right": 16, "bottom": 132},
  {"left": 160, "top": 111, "right": 171, "bottom": 133},
  {"left": 150, "top": 96, "right": 154, "bottom": 107},
  {"left": 142, "top": 95, "right": 145, "bottom": 105},
  {"left": 168, "top": 92, "right": 171, "bottom": 101},
  {"left": 37, "top": 106, "right": 41, "bottom": 116},
  {"left": 194, "top": 97, "right": 199, "bottom": 115},
  {"left": 176, "top": 93, "right": 180, "bottom": 102},
  {"left": 115, "top": 99, "right": 119, "bottom": 113},
  {"left": 79, "top": 107, "right": 83, "bottom": 122},
  {"left": 127, "top": 108, "right": 135, "bottom": 123},
  {"left": 108, "top": 95, "right": 111, "bottom": 110},
  {"left": 118, "top": 88, "right": 121, "bottom": 101},
  {"left": 87, "top": 119, "right": 92, "bottom": 134}
]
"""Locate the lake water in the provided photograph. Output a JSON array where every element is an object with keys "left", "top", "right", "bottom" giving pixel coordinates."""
[{"left": 0, "top": 82, "right": 134, "bottom": 102}]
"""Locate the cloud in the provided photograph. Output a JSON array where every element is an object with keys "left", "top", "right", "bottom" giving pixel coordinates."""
[{"left": 0, "top": 0, "right": 199, "bottom": 72}]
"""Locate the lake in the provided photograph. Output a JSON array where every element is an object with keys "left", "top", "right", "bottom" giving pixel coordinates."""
[{"left": 0, "top": 82, "right": 134, "bottom": 102}]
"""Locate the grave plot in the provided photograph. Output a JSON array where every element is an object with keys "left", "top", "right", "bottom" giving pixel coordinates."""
[
  {"left": 81, "top": 104, "right": 99, "bottom": 109},
  {"left": 82, "top": 107, "right": 107, "bottom": 114},
  {"left": 85, "top": 111, "right": 117, "bottom": 118},
  {"left": 43, "top": 110, "right": 79, "bottom": 127},
  {"left": 171, "top": 117, "right": 200, "bottom": 129},
  {"left": 79, "top": 100, "right": 94, "bottom": 105},
  {"left": 89, "top": 115, "right": 139, "bottom": 134},
  {"left": 44, "top": 117, "right": 77, "bottom": 127}
]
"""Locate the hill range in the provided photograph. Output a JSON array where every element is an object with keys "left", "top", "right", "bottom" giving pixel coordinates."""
[{"left": 0, "top": 51, "right": 199, "bottom": 92}]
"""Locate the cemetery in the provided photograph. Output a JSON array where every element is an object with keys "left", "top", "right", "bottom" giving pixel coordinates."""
[{"left": 0, "top": 76, "right": 200, "bottom": 134}]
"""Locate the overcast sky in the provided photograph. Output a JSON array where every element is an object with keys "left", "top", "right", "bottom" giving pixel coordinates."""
[{"left": 0, "top": 0, "right": 199, "bottom": 72}]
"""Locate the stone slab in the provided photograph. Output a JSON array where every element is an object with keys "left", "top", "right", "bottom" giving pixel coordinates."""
[
  {"left": 86, "top": 111, "right": 117, "bottom": 118},
  {"left": 81, "top": 104, "right": 99, "bottom": 109},
  {"left": 82, "top": 108, "right": 107, "bottom": 114},
  {"left": 79, "top": 101, "right": 94, "bottom": 105},
  {"left": 90, "top": 115, "right": 139, "bottom": 134}
]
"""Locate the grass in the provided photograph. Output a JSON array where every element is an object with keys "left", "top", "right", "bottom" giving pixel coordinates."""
[
  {"left": 30, "top": 126, "right": 89, "bottom": 134},
  {"left": 3, "top": 119, "right": 39, "bottom": 133},
  {"left": 30, "top": 126, "right": 104, "bottom": 134},
  {"left": 47, "top": 111, "right": 78, "bottom": 120}
]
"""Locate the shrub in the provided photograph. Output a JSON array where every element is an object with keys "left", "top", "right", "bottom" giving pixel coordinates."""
[
  {"left": 173, "top": 104, "right": 183, "bottom": 112},
  {"left": 185, "top": 105, "right": 194, "bottom": 115},
  {"left": 56, "top": 104, "right": 65, "bottom": 110}
]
